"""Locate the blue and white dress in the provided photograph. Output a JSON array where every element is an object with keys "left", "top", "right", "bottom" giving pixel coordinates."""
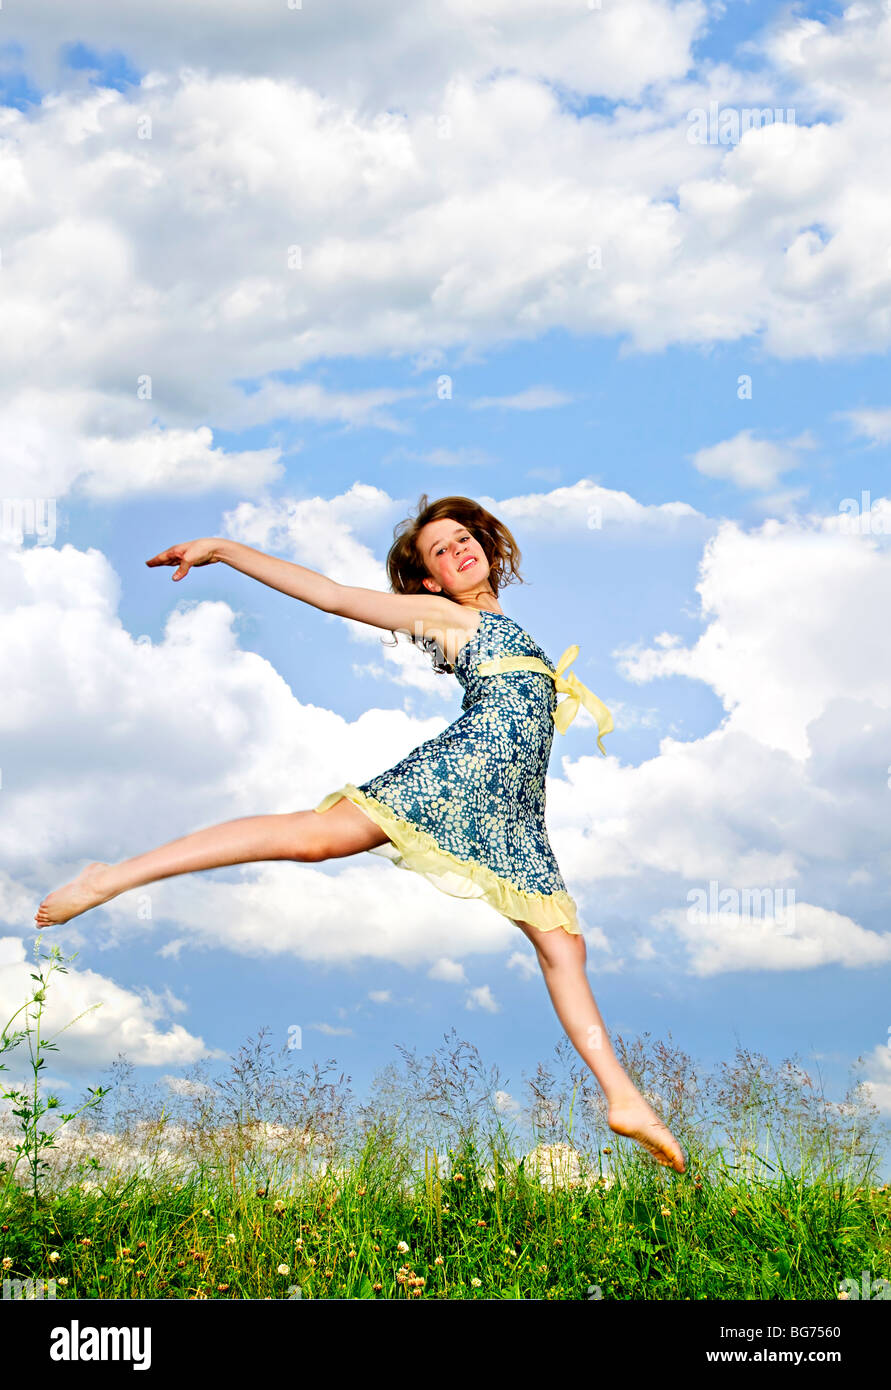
[{"left": 314, "top": 609, "right": 612, "bottom": 936}]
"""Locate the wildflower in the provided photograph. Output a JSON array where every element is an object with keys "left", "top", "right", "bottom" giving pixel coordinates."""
[
  {"left": 347, "top": 1249, "right": 357, "bottom": 1259},
  {"left": 49, "top": 1252, "right": 61, "bottom": 1263},
  {"left": 273, "top": 1200, "right": 286, "bottom": 1214},
  {"left": 57, "top": 1277, "right": 68, "bottom": 1287},
  {"left": 476, "top": 1219, "right": 487, "bottom": 1228},
  {"left": 202, "top": 1209, "right": 211, "bottom": 1217},
  {"left": 0, "top": 1225, "right": 8, "bottom": 1232},
  {"left": 442, "top": 1205, "right": 450, "bottom": 1213},
  {"left": 357, "top": 1186, "right": 367, "bottom": 1197},
  {"left": 397, "top": 1241, "right": 409, "bottom": 1253},
  {"left": 838, "top": 1291, "right": 849, "bottom": 1300},
  {"left": 471, "top": 1277, "right": 481, "bottom": 1287},
  {"left": 434, "top": 1255, "right": 444, "bottom": 1266},
  {"left": 2, "top": 1258, "right": 12, "bottom": 1271},
  {"left": 295, "top": 1238, "right": 304, "bottom": 1250},
  {"left": 602, "top": 1147, "right": 612, "bottom": 1155},
  {"left": 79, "top": 1238, "right": 92, "bottom": 1248},
  {"left": 217, "top": 1284, "right": 230, "bottom": 1292},
  {"left": 277, "top": 1264, "right": 290, "bottom": 1276},
  {"left": 373, "top": 1282, "right": 382, "bottom": 1292},
  {"left": 226, "top": 1234, "right": 237, "bottom": 1245},
  {"left": 121, "top": 1247, "right": 131, "bottom": 1257},
  {"left": 137, "top": 1271, "right": 146, "bottom": 1280},
  {"left": 257, "top": 1187, "right": 267, "bottom": 1198},
  {"left": 137, "top": 1241, "right": 146, "bottom": 1250},
  {"left": 660, "top": 1207, "right": 671, "bottom": 1217},
  {"left": 177, "top": 1260, "right": 186, "bottom": 1268},
  {"left": 372, "top": 1244, "right": 380, "bottom": 1253},
  {"left": 730, "top": 1207, "right": 738, "bottom": 1216},
  {"left": 453, "top": 1174, "right": 465, "bottom": 1183}
]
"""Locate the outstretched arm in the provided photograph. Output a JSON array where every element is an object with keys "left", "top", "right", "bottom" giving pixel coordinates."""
[{"left": 145, "top": 537, "right": 466, "bottom": 640}]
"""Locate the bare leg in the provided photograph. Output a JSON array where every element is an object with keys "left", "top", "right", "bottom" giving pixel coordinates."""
[
  {"left": 35, "top": 798, "right": 389, "bottom": 926},
  {"left": 515, "top": 918, "right": 686, "bottom": 1173}
]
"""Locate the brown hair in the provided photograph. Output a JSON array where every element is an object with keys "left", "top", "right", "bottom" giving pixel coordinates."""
[{"left": 384, "top": 494, "right": 524, "bottom": 673}]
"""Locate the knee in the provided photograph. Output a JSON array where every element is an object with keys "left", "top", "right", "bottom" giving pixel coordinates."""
[
  {"left": 541, "top": 928, "right": 587, "bottom": 971},
  {"left": 293, "top": 842, "right": 330, "bottom": 863},
  {"left": 284, "top": 812, "right": 331, "bottom": 863},
  {"left": 519, "top": 919, "right": 587, "bottom": 969}
]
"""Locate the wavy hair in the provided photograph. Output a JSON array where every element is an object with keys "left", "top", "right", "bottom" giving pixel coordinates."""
[{"left": 383, "top": 494, "right": 525, "bottom": 673}]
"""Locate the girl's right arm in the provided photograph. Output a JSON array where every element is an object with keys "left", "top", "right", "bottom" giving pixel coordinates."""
[{"left": 145, "top": 537, "right": 469, "bottom": 642}]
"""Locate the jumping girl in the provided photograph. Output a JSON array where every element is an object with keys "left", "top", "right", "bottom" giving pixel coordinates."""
[{"left": 36, "top": 494, "right": 685, "bottom": 1172}]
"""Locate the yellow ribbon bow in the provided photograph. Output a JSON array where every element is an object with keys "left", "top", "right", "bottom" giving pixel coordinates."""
[
  {"left": 475, "top": 644, "right": 614, "bottom": 754},
  {"left": 552, "top": 645, "right": 614, "bottom": 755}
]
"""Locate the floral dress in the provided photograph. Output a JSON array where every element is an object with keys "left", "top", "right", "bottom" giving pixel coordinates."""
[{"left": 314, "top": 609, "right": 612, "bottom": 936}]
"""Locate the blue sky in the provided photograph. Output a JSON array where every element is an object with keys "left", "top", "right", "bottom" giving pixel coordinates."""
[{"left": 1, "top": 0, "right": 890, "bottom": 1169}]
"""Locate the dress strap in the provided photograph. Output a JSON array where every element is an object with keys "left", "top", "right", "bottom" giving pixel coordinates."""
[{"left": 475, "top": 646, "right": 613, "bottom": 755}]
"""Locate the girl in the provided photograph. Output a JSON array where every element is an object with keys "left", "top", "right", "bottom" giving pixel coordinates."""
[{"left": 36, "top": 494, "right": 685, "bottom": 1173}]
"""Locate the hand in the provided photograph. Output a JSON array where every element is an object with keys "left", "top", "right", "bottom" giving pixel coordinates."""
[{"left": 145, "top": 538, "right": 224, "bottom": 581}]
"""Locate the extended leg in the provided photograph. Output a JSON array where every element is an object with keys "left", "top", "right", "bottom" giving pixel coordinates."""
[
  {"left": 515, "top": 917, "right": 686, "bottom": 1173},
  {"left": 35, "top": 798, "right": 389, "bottom": 926}
]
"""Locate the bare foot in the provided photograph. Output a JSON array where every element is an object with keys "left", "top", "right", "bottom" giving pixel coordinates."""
[
  {"left": 608, "top": 1092, "right": 686, "bottom": 1173},
  {"left": 34, "top": 862, "right": 113, "bottom": 926}
]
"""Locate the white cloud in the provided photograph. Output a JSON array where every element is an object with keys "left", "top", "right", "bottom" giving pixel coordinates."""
[
  {"left": 0, "top": 936, "right": 212, "bottom": 1070},
  {"left": 488, "top": 479, "right": 704, "bottom": 532},
  {"left": 465, "top": 983, "right": 500, "bottom": 1012},
  {"left": 837, "top": 408, "right": 891, "bottom": 444},
  {"left": 4, "top": 4, "right": 891, "bottom": 504},
  {"left": 615, "top": 514, "right": 891, "bottom": 759},
  {"left": 8, "top": 0, "right": 707, "bottom": 109},
  {"left": 858, "top": 1043, "right": 891, "bottom": 1117},
  {"left": 652, "top": 903, "right": 891, "bottom": 977},
  {"left": 428, "top": 957, "right": 468, "bottom": 983},
  {"left": 690, "top": 429, "right": 802, "bottom": 490},
  {"left": 470, "top": 387, "right": 575, "bottom": 411}
]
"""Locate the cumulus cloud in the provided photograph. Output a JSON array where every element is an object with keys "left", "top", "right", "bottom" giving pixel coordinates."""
[
  {"left": 690, "top": 429, "right": 803, "bottom": 490},
  {"left": 652, "top": 902, "right": 891, "bottom": 978},
  {"left": 528, "top": 509, "right": 891, "bottom": 1002},
  {"left": 4, "top": 2, "right": 891, "bottom": 506},
  {"left": 614, "top": 515, "right": 891, "bottom": 759},
  {"left": 0, "top": 936, "right": 212, "bottom": 1071},
  {"left": 487, "top": 479, "right": 705, "bottom": 532},
  {"left": 8, "top": 0, "right": 707, "bottom": 110}
]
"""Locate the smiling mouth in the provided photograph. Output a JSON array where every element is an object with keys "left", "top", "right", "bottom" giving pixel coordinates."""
[{"left": 458, "top": 557, "right": 477, "bottom": 572}]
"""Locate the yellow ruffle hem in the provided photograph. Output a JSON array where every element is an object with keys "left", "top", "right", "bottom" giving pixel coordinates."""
[
  {"left": 313, "top": 783, "right": 582, "bottom": 935},
  {"left": 312, "top": 643, "right": 612, "bottom": 937}
]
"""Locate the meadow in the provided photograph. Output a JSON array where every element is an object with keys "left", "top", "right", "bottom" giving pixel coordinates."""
[{"left": 1, "top": 941, "right": 888, "bottom": 1301}]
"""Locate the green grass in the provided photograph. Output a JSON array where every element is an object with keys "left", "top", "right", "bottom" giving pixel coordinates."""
[
  {"left": 2, "top": 1140, "right": 889, "bottom": 1300},
  {"left": 3, "top": 947, "right": 889, "bottom": 1299}
]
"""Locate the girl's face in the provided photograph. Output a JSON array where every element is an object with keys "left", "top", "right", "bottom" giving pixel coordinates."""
[{"left": 417, "top": 517, "right": 491, "bottom": 599}]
